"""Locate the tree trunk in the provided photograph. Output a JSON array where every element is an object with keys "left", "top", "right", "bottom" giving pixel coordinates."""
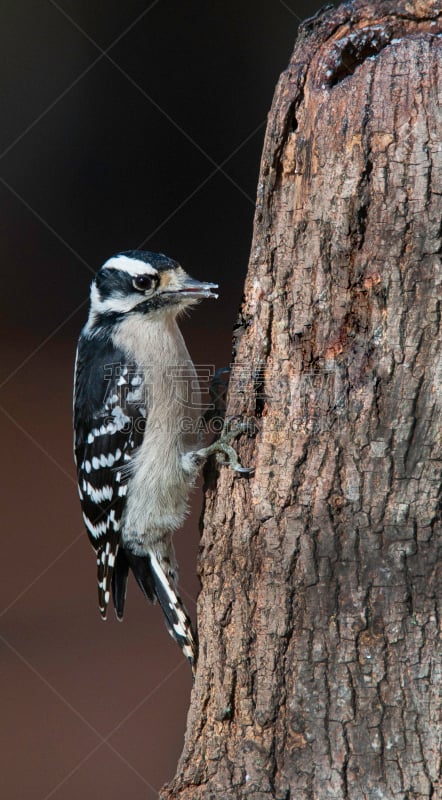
[{"left": 162, "top": 1, "right": 442, "bottom": 797}]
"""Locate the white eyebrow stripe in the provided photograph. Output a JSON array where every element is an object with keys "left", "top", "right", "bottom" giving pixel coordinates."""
[{"left": 102, "top": 255, "right": 157, "bottom": 276}]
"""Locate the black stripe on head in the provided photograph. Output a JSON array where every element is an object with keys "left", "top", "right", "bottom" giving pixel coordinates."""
[{"left": 116, "top": 250, "right": 180, "bottom": 271}]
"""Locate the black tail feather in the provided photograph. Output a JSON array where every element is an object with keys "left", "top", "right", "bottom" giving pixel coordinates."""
[
  {"left": 111, "top": 548, "right": 130, "bottom": 620},
  {"left": 122, "top": 550, "right": 156, "bottom": 603},
  {"left": 110, "top": 547, "right": 197, "bottom": 671}
]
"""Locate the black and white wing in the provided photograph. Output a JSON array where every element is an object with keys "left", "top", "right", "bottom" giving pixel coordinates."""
[{"left": 74, "top": 332, "right": 146, "bottom": 618}]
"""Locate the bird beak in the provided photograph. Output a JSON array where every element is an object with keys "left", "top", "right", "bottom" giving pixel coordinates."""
[{"left": 177, "top": 276, "right": 219, "bottom": 299}]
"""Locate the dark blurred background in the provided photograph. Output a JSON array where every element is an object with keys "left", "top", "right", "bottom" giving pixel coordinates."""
[{"left": 0, "top": 2, "right": 324, "bottom": 797}]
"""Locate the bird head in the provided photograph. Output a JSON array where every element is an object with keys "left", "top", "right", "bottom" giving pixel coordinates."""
[{"left": 87, "top": 250, "right": 218, "bottom": 328}]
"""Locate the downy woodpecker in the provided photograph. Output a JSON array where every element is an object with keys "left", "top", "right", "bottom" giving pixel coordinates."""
[{"left": 73, "top": 250, "right": 248, "bottom": 671}]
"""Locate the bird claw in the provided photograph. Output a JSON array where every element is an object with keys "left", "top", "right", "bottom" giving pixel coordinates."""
[
  {"left": 216, "top": 457, "right": 254, "bottom": 475},
  {"left": 195, "top": 418, "right": 255, "bottom": 476}
]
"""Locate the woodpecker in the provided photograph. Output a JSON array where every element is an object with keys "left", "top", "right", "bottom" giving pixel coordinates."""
[{"left": 73, "top": 250, "right": 248, "bottom": 671}]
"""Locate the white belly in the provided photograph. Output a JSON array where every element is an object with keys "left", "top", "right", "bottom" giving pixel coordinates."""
[{"left": 112, "top": 311, "right": 202, "bottom": 551}]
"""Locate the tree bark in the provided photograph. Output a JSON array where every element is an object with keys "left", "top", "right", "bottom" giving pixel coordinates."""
[{"left": 162, "top": 1, "right": 442, "bottom": 798}]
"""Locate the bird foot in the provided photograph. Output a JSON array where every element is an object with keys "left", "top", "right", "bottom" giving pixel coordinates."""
[{"left": 195, "top": 418, "right": 255, "bottom": 474}]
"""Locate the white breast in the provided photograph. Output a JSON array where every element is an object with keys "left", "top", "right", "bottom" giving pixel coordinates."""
[{"left": 112, "top": 311, "right": 202, "bottom": 552}]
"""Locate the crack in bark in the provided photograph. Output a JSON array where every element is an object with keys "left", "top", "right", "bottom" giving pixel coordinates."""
[{"left": 324, "top": 25, "right": 394, "bottom": 88}]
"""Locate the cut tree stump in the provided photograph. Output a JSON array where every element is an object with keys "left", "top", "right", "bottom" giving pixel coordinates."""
[{"left": 162, "top": 1, "right": 442, "bottom": 798}]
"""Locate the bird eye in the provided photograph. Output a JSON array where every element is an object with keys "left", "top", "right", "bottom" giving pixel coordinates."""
[{"left": 132, "top": 275, "right": 154, "bottom": 292}]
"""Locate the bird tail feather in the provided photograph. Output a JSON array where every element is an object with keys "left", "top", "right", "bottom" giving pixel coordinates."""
[
  {"left": 111, "top": 548, "right": 130, "bottom": 620},
  {"left": 148, "top": 552, "right": 198, "bottom": 671},
  {"left": 110, "top": 548, "right": 197, "bottom": 672}
]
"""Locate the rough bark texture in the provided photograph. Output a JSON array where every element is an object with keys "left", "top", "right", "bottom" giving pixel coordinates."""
[{"left": 162, "top": 2, "right": 442, "bottom": 798}]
